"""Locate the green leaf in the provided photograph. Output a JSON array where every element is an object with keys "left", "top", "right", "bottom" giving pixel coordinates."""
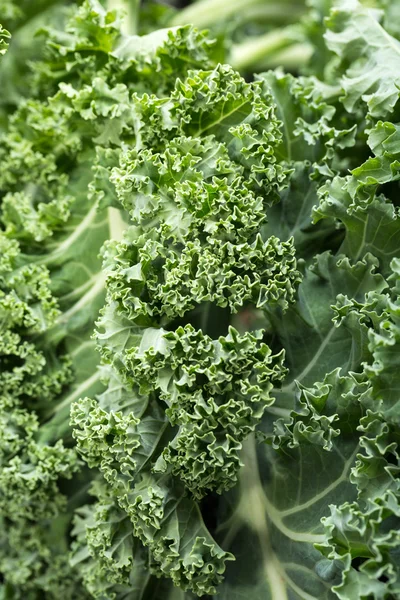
[
  {"left": 0, "top": 25, "right": 11, "bottom": 56},
  {"left": 315, "top": 176, "right": 400, "bottom": 276},
  {"left": 325, "top": 0, "right": 400, "bottom": 118},
  {"left": 266, "top": 252, "right": 383, "bottom": 411},
  {"left": 216, "top": 433, "right": 357, "bottom": 599},
  {"left": 262, "top": 163, "right": 339, "bottom": 263}
]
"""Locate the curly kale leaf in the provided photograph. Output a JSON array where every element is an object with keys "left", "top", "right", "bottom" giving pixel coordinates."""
[
  {"left": 0, "top": 1, "right": 220, "bottom": 597},
  {"left": 0, "top": 25, "right": 10, "bottom": 55},
  {"left": 325, "top": 0, "right": 400, "bottom": 118},
  {"left": 71, "top": 60, "right": 301, "bottom": 595}
]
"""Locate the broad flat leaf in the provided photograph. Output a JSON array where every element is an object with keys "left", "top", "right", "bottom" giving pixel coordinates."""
[{"left": 216, "top": 434, "right": 357, "bottom": 600}]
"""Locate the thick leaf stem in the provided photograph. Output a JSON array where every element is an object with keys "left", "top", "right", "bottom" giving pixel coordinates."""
[
  {"left": 108, "top": 0, "right": 140, "bottom": 35},
  {"left": 230, "top": 28, "right": 310, "bottom": 72},
  {"left": 170, "top": 0, "right": 271, "bottom": 28},
  {"left": 232, "top": 4, "right": 306, "bottom": 25},
  {"left": 238, "top": 435, "right": 289, "bottom": 599},
  {"left": 171, "top": 0, "right": 306, "bottom": 28},
  {"left": 250, "top": 42, "right": 313, "bottom": 71},
  {"left": 108, "top": 206, "right": 127, "bottom": 241}
]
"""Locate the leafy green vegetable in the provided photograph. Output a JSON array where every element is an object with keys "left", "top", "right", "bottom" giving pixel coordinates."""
[
  {"left": 0, "top": 1, "right": 220, "bottom": 597},
  {"left": 0, "top": 25, "right": 10, "bottom": 55},
  {"left": 325, "top": 0, "right": 400, "bottom": 118},
  {"left": 2, "top": 0, "right": 400, "bottom": 599},
  {"left": 212, "top": 3, "right": 400, "bottom": 599}
]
